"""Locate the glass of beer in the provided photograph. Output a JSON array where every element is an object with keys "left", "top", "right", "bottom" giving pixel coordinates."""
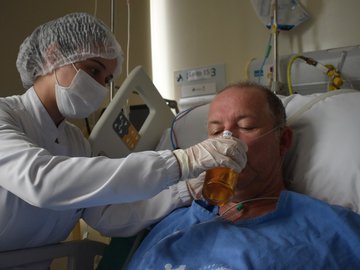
[
  {"left": 202, "top": 130, "right": 239, "bottom": 206},
  {"left": 202, "top": 167, "right": 238, "bottom": 206}
]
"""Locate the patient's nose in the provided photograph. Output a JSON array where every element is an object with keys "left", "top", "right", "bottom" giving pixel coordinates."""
[{"left": 225, "top": 128, "right": 238, "bottom": 138}]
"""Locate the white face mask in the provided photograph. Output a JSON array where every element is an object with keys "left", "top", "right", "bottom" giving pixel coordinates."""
[{"left": 54, "top": 66, "right": 109, "bottom": 119}]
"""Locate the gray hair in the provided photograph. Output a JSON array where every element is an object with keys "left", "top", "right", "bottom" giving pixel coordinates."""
[{"left": 218, "top": 81, "right": 286, "bottom": 128}]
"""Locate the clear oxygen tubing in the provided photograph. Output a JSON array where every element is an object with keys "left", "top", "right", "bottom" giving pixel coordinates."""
[
  {"left": 126, "top": 0, "right": 131, "bottom": 77},
  {"left": 270, "top": 0, "right": 282, "bottom": 94},
  {"left": 220, "top": 197, "right": 279, "bottom": 219},
  {"left": 258, "top": 33, "right": 273, "bottom": 84},
  {"left": 109, "top": 0, "right": 116, "bottom": 100},
  {"left": 287, "top": 54, "right": 345, "bottom": 95},
  {"left": 121, "top": 0, "right": 132, "bottom": 118},
  {"left": 93, "top": 0, "right": 98, "bottom": 16}
]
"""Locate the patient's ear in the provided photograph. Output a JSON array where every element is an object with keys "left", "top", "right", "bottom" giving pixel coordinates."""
[{"left": 279, "top": 127, "right": 293, "bottom": 156}]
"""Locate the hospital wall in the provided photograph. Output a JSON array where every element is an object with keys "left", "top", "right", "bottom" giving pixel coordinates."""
[
  {"left": 0, "top": 0, "right": 152, "bottom": 98},
  {"left": 150, "top": 0, "right": 360, "bottom": 101},
  {"left": 2, "top": 0, "right": 360, "bottom": 103}
]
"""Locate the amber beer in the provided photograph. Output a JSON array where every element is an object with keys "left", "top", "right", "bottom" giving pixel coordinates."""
[{"left": 202, "top": 167, "right": 238, "bottom": 206}]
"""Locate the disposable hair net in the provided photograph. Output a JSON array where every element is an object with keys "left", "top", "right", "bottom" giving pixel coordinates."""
[{"left": 16, "top": 12, "right": 124, "bottom": 89}]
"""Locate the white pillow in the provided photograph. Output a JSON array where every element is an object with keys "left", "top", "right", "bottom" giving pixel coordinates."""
[
  {"left": 282, "top": 89, "right": 360, "bottom": 213},
  {"left": 156, "top": 104, "right": 209, "bottom": 150},
  {"left": 163, "top": 89, "right": 360, "bottom": 213}
]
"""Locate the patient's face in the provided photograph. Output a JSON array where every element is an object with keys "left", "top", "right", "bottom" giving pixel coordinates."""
[{"left": 208, "top": 86, "right": 288, "bottom": 201}]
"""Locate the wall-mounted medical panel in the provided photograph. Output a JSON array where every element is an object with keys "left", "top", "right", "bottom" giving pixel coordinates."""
[
  {"left": 175, "top": 64, "right": 226, "bottom": 98},
  {"left": 248, "top": 45, "right": 360, "bottom": 95},
  {"left": 175, "top": 64, "right": 225, "bottom": 111}
]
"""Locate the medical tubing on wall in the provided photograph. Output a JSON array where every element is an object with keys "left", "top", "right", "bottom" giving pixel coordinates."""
[
  {"left": 258, "top": 33, "right": 273, "bottom": 83},
  {"left": 126, "top": 0, "right": 131, "bottom": 77},
  {"left": 287, "top": 54, "right": 304, "bottom": 95},
  {"left": 287, "top": 54, "right": 345, "bottom": 95}
]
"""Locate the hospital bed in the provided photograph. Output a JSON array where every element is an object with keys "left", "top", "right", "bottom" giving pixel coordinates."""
[
  {"left": 2, "top": 60, "right": 360, "bottom": 269},
  {"left": 100, "top": 61, "right": 360, "bottom": 266},
  {"left": 99, "top": 86, "right": 360, "bottom": 268}
]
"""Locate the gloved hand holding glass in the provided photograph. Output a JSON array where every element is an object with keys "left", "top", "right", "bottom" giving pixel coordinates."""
[
  {"left": 173, "top": 132, "right": 248, "bottom": 180},
  {"left": 184, "top": 174, "right": 205, "bottom": 200},
  {"left": 174, "top": 131, "right": 248, "bottom": 206}
]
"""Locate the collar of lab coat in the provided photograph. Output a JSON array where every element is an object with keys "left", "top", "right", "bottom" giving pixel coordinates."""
[{"left": 22, "top": 87, "right": 66, "bottom": 144}]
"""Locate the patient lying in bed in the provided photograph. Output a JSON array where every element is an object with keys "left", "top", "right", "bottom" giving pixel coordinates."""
[{"left": 126, "top": 82, "right": 360, "bottom": 269}]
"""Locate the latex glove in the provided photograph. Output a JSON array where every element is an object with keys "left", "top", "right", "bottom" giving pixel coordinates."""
[
  {"left": 185, "top": 173, "right": 205, "bottom": 200},
  {"left": 173, "top": 137, "right": 248, "bottom": 180}
]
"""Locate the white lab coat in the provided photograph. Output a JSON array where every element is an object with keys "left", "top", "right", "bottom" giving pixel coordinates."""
[{"left": 0, "top": 88, "right": 191, "bottom": 254}]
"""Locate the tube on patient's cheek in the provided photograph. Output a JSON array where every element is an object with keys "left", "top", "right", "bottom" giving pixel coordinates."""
[
  {"left": 246, "top": 126, "right": 281, "bottom": 147},
  {"left": 202, "top": 130, "right": 239, "bottom": 206}
]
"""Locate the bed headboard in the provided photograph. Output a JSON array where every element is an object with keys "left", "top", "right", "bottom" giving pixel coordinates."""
[{"left": 158, "top": 89, "right": 360, "bottom": 214}]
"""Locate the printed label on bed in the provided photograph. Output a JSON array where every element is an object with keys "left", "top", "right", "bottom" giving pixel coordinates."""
[{"left": 112, "top": 111, "right": 140, "bottom": 150}]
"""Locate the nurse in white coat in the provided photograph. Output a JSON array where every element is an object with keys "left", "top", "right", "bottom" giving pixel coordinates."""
[{"left": 0, "top": 12, "right": 247, "bottom": 266}]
